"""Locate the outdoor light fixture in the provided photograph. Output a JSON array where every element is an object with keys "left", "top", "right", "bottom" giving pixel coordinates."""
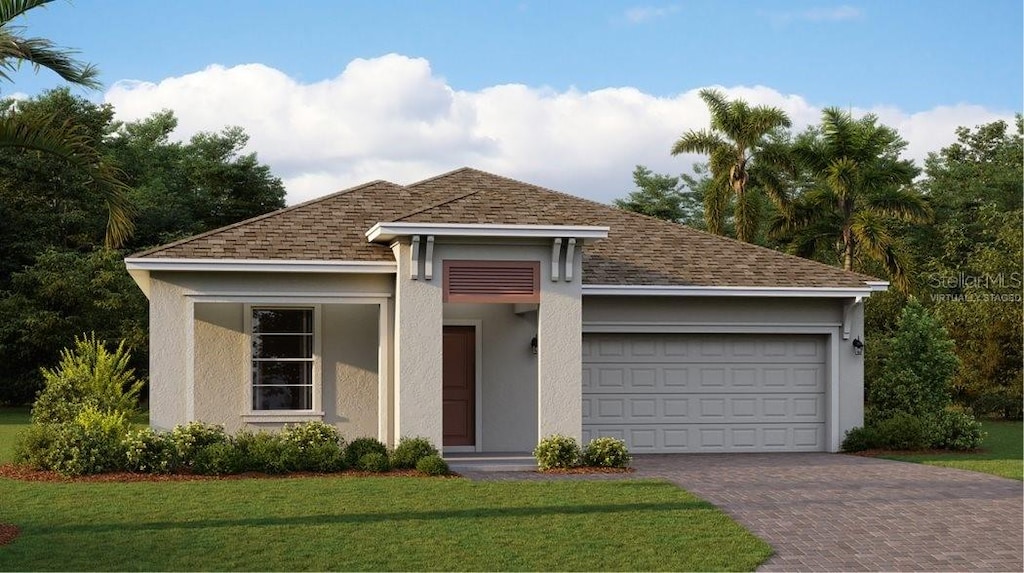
[
  {"left": 530, "top": 336, "right": 538, "bottom": 355},
  {"left": 852, "top": 337, "right": 864, "bottom": 355}
]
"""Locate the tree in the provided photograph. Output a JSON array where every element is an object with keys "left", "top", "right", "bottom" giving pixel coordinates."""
[
  {"left": 613, "top": 165, "right": 696, "bottom": 223},
  {"left": 0, "top": 0, "right": 132, "bottom": 247},
  {"left": 771, "top": 109, "right": 928, "bottom": 291},
  {"left": 670, "top": 89, "right": 793, "bottom": 242}
]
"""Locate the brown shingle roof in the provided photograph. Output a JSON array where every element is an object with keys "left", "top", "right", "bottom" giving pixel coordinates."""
[{"left": 134, "top": 167, "right": 879, "bottom": 288}]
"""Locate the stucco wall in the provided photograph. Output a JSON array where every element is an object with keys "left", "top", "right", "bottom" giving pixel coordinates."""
[
  {"left": 322, "top": 303, "right": 380, "bottom": 438},
  {"left": 194, "top": 303, "right": 246, "bottom": 431},
  {"left": 443, "top": 303, "right": 538, "bottom": 452},
  {"left": 149, "top": 279, "right": 190, "bottom": 431}
]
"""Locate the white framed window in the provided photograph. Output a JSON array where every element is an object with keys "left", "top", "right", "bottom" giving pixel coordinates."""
[{"left": 248, "top": 306, "right": 321, "bottom": 412}]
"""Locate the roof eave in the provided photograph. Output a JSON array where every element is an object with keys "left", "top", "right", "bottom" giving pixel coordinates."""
[
  {"left": 365, "top": 222, "right": 610, "bottom": 243},
  {"left": 582, "top": 285, "right": 881, "bottom": 298}
]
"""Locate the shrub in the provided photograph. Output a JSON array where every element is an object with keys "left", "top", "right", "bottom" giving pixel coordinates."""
[
  {"left": 582, "top": 437, "right": 631, "bottom": 468},
  {"left": 390, "top": 436, "right": 439, "bottom": 469},
  {"left": 930, "top": 407, "right": 985, "bottom": 451},
  {"left": 868, "top": 301, "right": 959, "bottom": 420},
  {"left": 167, "top": 422, "right": 230, "bottom": 469},
  {"left": 281, "top": 421, "right": 345, "bottom": 472},
  {"left": 358, "top": 452, "right": 390, "bottom": 472},
  {"left": 13, "top": 423, "right": 58, "bottom": 469},
  {"left": 533, "top": 434, "right": 582, "bottom": 470},
  {"left": 874, "top": 412, "right": 929, "bottom": 450},
  {"left": 233, "top": 430, "right": 298, "bottom": 474},
  {"left": 45, "top": 406, "right": 132, "bottom": 475},
  {"left": 192, "top": 441, "right": 246, "bottom": 475},
  {"left": 416, "top": 454, "right": 449, "bottom": 476},
  {"left": 840, "top": 426, "right": 880, "bottom": 452},
  {"left": 124, "top": 428, "right": 177, "bottom": 473},
  {"left": 32, "top": 334, "right": 143, "bottom": 425},
  {"left": 345, "top": 437, "right": 388, "bottom": 468}
]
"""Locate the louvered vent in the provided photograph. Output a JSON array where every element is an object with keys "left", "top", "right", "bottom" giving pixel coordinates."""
[{"left": 443, "top": 260, "right": 540, "bottom": 303}]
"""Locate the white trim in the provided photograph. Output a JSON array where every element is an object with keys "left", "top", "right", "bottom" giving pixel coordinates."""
[
  {"left": 187, "top": 293, "right": 390, "bottom": 304},
  {"left": 125, "top": 258, "right": 397, "bottom": 274},
  {"left": 550, "top": 238, "right": 562, "bottom": 282},
  {"left": 424, "top": 236, "right": 435, "bottom": 280},
  {"left": 866, "top": 281, "right": 890, "bottom": 292},
  {"left": 583, "top": 285, "right": 877, "bottom": 298},
  {"left": 443, "top": 319, "right": 484, "bottom": 453},
  {"left": 564, "top": 238, "right": 576, "bottom": 282},
  {"left": 410, "top": 235, "right": 421, "bottom": 280},
  {"left": 241, "top": 412, "right": 326, "bottom": 423},
  {"left": 583, "top": 322, "right": 841, "bottom": 334},
  {"left": 366, "top": 222, "right": 609, "bottom": 243},
  {"left": 377, "top": 301, "right": 391, "bottom": 445}
]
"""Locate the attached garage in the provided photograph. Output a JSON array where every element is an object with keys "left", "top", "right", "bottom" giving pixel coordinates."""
[{"left": 582, "top": 333, "right": 830, "bottom": 453}]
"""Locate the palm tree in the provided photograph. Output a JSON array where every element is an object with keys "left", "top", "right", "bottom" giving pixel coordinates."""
[
  {"left": 671, "top": 89, "right": 793, "bottom": 242},
  {"left": 770, "top": 108, "right": 929, "bottom": 291},
  {"left": 0, "top": 0, "right": 132, "bottom": 247}
]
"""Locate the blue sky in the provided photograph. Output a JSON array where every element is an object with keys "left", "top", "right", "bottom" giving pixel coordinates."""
[{"left": 7, "top": 1, "right": 1023, "bottom": 203}]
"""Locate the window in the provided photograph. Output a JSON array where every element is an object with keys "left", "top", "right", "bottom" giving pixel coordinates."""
[{"left": 251, "top": 307, "right": 314, "bottom": 411}]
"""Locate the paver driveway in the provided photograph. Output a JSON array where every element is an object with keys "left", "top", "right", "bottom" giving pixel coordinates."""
[{"left": 634, "top": 453, "right": 1023, "bottom": 572}]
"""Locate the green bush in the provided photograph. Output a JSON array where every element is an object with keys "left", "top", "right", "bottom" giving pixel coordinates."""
[
  {"left": 415, "top": 454, "right": 449, "bottom": 476},
  {"left": 533, "top": 434, "right": 582, "bottom": 470},
  {"left": 868, "top": 301, "right": 959, "bottom": 420},
  {"left": 13, "top": 423, "right": 58, "bottom": 469},
  {"left": 929, "top": 407, "right": 986, "bottom": 450},
  {"left": 233, "top": 430, "right": 298, "bottom": 474},
  {"left": 582, "top": 437, "right": 631, "bottom": 468},
  {"left": 874, "top": 412, "right": 929, "bottom": 450},
  {"left": 124, "top": 428, "right": 177, "bottom": 473},
  {"left": 44, "top": 406, "right": 132, "bottom": 475},
  {"left": 281, "top": 421, "right": 345, "bottom": 472},
  {"left": 390, "top": 436, "right": 439, "bottom": 469},
  {"left": 358, "top": 452, "right": 390, "bottom": 472},
  {"left": 192, "top": 441, "right": 247, "bottom": 475},
  {"left": 345, "top": 437, "right": 388, "bottom": 468},
  {"left": 840, "top": 426, "right": 880, "bottom": 452},
  {"left": 32, "top": 334, "right": 143, "bottom": 425},
  {"left": 167, "top": 422, "right": 230, "bottom": 470}
]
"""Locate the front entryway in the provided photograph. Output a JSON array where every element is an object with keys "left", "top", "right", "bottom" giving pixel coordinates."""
[{"left": 442, "top": 325, "right": 476, "bottom": 447}]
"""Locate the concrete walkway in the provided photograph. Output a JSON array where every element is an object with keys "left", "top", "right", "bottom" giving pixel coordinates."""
[{"left": 634, "top": 453, "right": 1023, "bottom": 572}]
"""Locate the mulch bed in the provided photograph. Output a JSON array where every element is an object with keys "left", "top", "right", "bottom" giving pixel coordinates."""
[
  {"left": 0, "top": 524, "right": 19, "bottom": 546},
  {"left": 539, "top": 466, "right": 635, "bottom": 474},
  {"left": 0, "top": 463, "right": 451, "bottom": 483}
]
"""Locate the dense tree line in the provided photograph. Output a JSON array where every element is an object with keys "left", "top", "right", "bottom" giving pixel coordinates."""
[
  {"left": 618, "top": 95, "right": 1023, "bottom": 419},
  {"left": 0, "top": 89, "right": 286, "bottom": 404}
]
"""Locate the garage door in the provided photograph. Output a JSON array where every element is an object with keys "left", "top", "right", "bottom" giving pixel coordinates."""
[{"left": 582, "top": 333, "right": 827, "bottom": 452}]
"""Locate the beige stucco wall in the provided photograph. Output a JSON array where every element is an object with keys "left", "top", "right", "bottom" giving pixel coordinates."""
[
  {"left": 444, "top": 303, "right": 538, "bottom": 452},
  {"left": 582, "top": 295, "right": 866, "bottom": 451},
  {"left": 146, "top": 271, "right": 389, "bottom": 436}
]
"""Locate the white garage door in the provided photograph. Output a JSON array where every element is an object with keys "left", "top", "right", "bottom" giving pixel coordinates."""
[{"left": 582, "top": 333, "right": 828, "bottom": 452}]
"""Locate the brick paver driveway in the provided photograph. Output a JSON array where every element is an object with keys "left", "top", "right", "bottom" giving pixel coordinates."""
[{"left": 634, "top": 453, "right": 1023, "bottom": 571}]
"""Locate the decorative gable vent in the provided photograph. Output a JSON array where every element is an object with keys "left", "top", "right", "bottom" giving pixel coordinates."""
[{"left": 443, "top": 260, "right": 540, "bottom": 303}]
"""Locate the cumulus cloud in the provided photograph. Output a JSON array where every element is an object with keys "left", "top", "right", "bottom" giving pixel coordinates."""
[{"left": 105, "top": 54, "right": 1015, "bottom": 205}]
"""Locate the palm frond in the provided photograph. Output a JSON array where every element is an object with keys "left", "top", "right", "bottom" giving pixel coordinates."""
[
  {"left": 0, "top": 0, "right": 53, "bottom": 25},
  {"left": 703, "top": 172, "right": 730, "bottom": 236},
  {"left": 670, "top": 128, "right": 728, "bottom": 156},
  {"left": 864, "top": 186, "right": 932, "bottom": 223},
  {"left": 0, "top": 34, "right": 100, "bottom": 87}
]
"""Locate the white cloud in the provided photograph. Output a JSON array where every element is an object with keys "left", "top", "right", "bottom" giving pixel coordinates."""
[
  {"left": 623, "top": 5, "right": 681, "bottom": 24},
  {"left": 104, "top": 54, "right": 1015, "bottom": 205}
]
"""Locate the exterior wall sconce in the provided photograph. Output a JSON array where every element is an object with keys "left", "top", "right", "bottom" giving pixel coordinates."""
[
  {"left": 852, "top": 337, "right": 864, "bottom": 355},
  {"left": 530, "top": 336, "right": 538, "bottom": 355}
]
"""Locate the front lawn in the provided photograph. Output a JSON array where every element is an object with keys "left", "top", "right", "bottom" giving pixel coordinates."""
[
  {"left": 0, "top": 477, "right": 771, "bottom": 571},
  {"left": 0, "top": 408, "right": 29, "bottom": 464},
  {"left": 880, "top": 421, "right": 1023, "bottom": 480}
]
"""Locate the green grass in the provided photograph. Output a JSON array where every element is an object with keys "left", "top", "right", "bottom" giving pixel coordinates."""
[
  {"left": 0, "top": 477, "right": 771, "bottom": 571},
  {"left": 881, "top": 421, "right": 1023, "bottom": 480},
  {"left": 0, "top": 408, "right": 770, "bottom": 571},
  {"left": 0, "top": 407, "right": 30, "bottom": 464}
]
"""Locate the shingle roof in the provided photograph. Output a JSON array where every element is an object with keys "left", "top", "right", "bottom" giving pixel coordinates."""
[{"left": 134, "top": 167, "right": 879, "bottom": 288}]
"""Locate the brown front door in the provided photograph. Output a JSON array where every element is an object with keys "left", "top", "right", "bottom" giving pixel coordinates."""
[{"left": 442, "top": 325, "right": 475, "bottom": 447}]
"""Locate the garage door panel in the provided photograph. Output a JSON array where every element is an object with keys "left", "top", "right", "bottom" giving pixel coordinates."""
[
  {"left": 583, "top": 393, "right": 824, "bottom": 424},
  {"left": 583, "top": 363, "right": 825, "bottom": 393},
  {"left": 583, "top": 424, "right": 825, "bottom": 452},
  {"left": 582, "top": 333, "right": 828, "bottom": 453}
]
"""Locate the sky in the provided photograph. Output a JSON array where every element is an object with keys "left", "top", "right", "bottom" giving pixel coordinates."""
[{"left": 6, "top": 0, "right": 1023, "bottom": 204}]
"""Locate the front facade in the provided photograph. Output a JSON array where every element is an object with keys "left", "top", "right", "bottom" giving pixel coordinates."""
[{"left": 127, "top": 168, "right": 885, "bottom": 453}]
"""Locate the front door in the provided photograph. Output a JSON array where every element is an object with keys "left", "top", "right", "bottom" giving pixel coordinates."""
[{"left": 442, "top": 325, "right": 476, "bottom": 447}]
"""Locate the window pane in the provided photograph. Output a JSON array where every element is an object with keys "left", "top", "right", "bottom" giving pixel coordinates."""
[
  {"left": 253, "top": 361, "right": 312, "bottom": 387},
  {"left": 253, "top": 385, "right": 312, "bottom": 410},
  {"left": 253, "top": 334, "right": 312, "bottom": 359},
  {"left": 253, "top": 309, "right": 313, "bottom": 333}
]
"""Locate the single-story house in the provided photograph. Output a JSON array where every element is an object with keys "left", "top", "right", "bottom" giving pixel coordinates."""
[{"left": 125, "top": 167, "right": 886, "bottom": 454}]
